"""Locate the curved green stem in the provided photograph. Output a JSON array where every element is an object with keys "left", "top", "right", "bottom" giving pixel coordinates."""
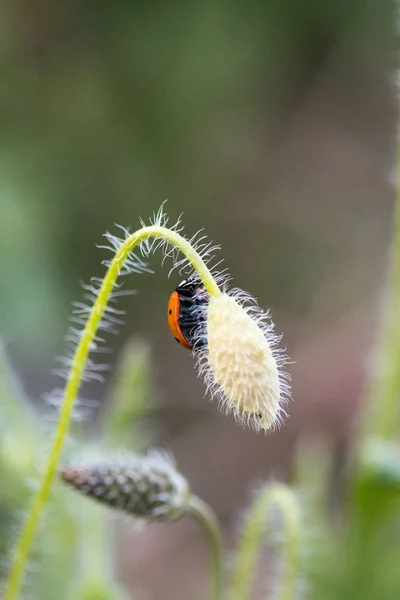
[
  {"left": 228, "top": 483, "right": 301, "bottom": 600},
  {"left": 187, "top": 495, "right": 224, "bottom": 600},
  {"left": 5, "top": 225, "right": 222, "bottom": 600}
]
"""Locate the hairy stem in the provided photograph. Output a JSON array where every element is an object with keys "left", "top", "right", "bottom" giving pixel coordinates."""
[
  {"left": 5, "top": 225, "right": 221, "bottom": 600},
  {"left": 228, "top": 483, "right": 301, "bottom": 600},
  {"left": 187, "top": 495, "right": 224, "bottom": 600}
]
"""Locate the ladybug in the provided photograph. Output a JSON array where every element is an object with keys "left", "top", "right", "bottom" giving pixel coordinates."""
[{"left": 167, "top": 275, "right": 209, "bottom": 350}]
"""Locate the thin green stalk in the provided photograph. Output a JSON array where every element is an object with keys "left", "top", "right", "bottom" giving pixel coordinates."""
[
  {"left": 228, "top": 483, "right": 301, "bottom": 600},
  {"left": 79, "top": 502, "right": 112, "bottom": 582},
  {"left": 187, "top": 495, "right": 224, "bottom": 600},
  {"left": 5, "top": 225, "right": 222, "bottom": 600},
  {"left": 362, "top": 186, "right": 400, "bottom": 442},
  {"left": 73, "top": 501, "right": 129, "bottom": 600}
]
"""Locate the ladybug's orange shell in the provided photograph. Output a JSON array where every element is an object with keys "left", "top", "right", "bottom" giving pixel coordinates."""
[{"left": 167, "top": 290, "right": 192, "bottom": 350}]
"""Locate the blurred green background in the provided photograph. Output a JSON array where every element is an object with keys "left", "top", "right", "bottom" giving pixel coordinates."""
[{"left": 0, "top": 0, "right": 397, "bottom": 599}]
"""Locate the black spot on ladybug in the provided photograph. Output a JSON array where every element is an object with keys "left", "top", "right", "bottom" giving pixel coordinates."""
[
  {"left": 175, "top": 337, "right": 180, "bottom": 344},
  {"left": 169, "top": 309, "right": 172, "bottom": 315}
]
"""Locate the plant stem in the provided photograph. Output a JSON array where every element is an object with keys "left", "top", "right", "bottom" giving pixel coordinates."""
[
  {"left": 228, "top": 483, "right": 301, "bottom": 600},
  {"left": 79, "top": 502, "right": 112, "bottom": 582},
  {"left": 4, "top": 224, "right": 221, "bottom": 600},
  {"left": 362, "top": 189, "right": 400, "bottom": 442},
  {"left": 187, "top": 495, "right": 224, "bottom": 600}
]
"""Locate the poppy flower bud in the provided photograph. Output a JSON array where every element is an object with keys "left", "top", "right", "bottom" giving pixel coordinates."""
[
  {"left": 59, "top": 451, "right": 190, "bottom": 521},
  {"left": 200, "top": 292, "right": 289, "bottom": 432}
]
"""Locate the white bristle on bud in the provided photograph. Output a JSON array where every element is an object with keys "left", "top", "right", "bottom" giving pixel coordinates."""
[{"left": 198, "top": 292, "right": 290, "bottom": 432}]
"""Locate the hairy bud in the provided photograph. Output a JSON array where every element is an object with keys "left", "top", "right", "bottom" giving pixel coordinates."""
[
  {"left": 59, "top": 451, "right": 190, "bottom": 521},
  {"left": 199, "top": 292, "right": 290, "bottom": 432}
]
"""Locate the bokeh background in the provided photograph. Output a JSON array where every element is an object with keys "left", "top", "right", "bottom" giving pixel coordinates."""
[{"left": 0, "top": 1, "right": 396, "bottom": 599}]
